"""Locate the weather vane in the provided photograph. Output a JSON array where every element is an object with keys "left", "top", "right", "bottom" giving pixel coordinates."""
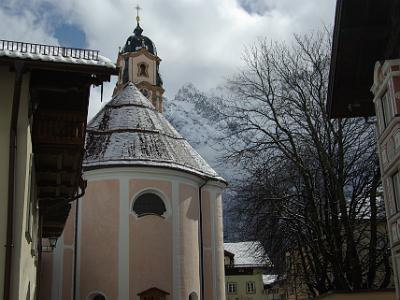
[{"left": 135, "top": 4, "right": 141, "bottom": 25}]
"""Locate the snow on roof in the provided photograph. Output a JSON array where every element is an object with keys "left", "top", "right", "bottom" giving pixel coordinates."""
[
  {"left": 0, "top": 40, "right": 115, "bottom": 69},
  {"left": 224, "top": 241, "right": 270, "bottom": 266},
  {"left": 262, "top": 274, "right": 278, "bottom": 285},
  {"left": 84, "top": 82, "right": 225, "bottom": 182}
]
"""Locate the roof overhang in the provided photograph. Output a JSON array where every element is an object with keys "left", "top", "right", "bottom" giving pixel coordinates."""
[
  {"left": 0, "top": 56, "right": 118, "bottom": 83},
  {"left": 327, "top": 0, "right": 398, "bottom": 118},
  {"left": 1, "top": 43, "right": 117, "bottom": 238}
]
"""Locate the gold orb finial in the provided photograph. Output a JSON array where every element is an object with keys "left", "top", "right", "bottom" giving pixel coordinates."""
[{"left": 135, "top": 4, "right": 141, "bottom": 25}]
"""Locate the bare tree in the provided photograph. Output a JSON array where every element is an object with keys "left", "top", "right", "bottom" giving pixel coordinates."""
[{"left": 218, "top": 31, "right": 391, "bottom": 295}]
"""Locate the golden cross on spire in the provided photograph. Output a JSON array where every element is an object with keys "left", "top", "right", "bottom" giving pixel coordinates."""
[{"left": 135, "top": 4, "right": 141, "bottom": 25}]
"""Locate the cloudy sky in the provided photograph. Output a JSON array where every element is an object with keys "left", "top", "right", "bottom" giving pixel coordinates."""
[{"left": 0, "top": 0, "right": 336, "bottom": 118}]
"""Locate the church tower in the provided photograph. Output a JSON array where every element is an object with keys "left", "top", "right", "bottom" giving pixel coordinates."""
[
  {"left": 115, "top": 10, "right": 164, "bottom": 112},
  {"left": 40, "top": 9, "right": 227, "bottom": 300}
]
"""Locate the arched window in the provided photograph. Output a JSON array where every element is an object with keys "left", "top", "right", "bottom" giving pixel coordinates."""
[
  {"left": 88, "top": 293, "right": 106, "bottom": 300},
  {"left": 133, "top": 193, "right": 166, "bottom": 217},
  {"left": 189, "top": 292, "right": 198, "bottom": 300},
  {"left": 138, "top": 287, "right": 169, "bottom": 300}
]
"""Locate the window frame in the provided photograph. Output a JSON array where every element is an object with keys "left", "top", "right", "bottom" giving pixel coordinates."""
[
  {"left": 392, "top": 171, "right": 400, "bottom": 213},
  {"left": 131, "top": 189, "right": 170, "bottom": 218},
  {"left": 380, "top": 90, "right": 395, "bottom": 129},
  {"left": 227, "top": 282, "right": 237, "bottom": 294},
  {"left": 25, "top": 153, "right": 36, "bottom": 245},
  {"left": 246, "top": 281, "right": 256, "bottom": 294},
  {"left": 137, "top": 62, "right": 149, "bottom": 78}
]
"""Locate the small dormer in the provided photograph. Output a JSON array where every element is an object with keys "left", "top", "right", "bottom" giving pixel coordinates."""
[{"left": 224, "top": 250, "right": 235, "bottom": 266}]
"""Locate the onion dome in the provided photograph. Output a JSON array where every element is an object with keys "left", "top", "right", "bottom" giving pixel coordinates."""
[
  {"left": 121, "top": 24, "right": 157, "bottom": 55},
  {"left": 84, "top": 82, "right": 225, "bottom": 182}
]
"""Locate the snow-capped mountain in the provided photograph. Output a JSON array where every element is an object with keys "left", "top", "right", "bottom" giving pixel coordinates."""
[
  {"left": 164, "top": 83, "right": 223, "bottom": 176},
  {"left": 164, "top": 83, "right": 240, "bottom": 241}
]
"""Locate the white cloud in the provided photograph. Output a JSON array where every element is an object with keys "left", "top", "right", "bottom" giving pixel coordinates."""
[
  {"left": 0, "top": 0, "right": 335, "bottom": 118},
  {"left": 0, "top": 8, "right": 58, "bottom": 44}
]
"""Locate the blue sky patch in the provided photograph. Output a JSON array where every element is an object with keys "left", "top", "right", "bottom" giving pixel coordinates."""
[
  {"left": 54, "top": 23, "right": 86, "bottom": 48},
  {"left": 237, "top": 0, "right": 272, "bottom": 15}
]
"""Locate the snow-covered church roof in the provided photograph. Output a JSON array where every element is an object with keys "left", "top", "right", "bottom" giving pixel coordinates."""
[{"left": 84, "top": 82, "right": 225, "bottom": 182}]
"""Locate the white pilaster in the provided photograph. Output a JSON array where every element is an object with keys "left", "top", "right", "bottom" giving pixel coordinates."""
[
  {"left": 210, "top": 190, "right": 218, "bottom": 300},
  {"left": 119, "top": 177, "right": 130, "bottom": 299},
  {"left": 172, "top": 180, "right": 181, "bottom": 299}
]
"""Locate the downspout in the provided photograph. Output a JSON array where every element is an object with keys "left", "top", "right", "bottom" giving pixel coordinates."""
[
  {"left": 73, "top": 198, "right": 79, "bottom": 300},
  {"left": 72, "top": 181, "right": 86, "bottom": 300},
  {"left": 198, "top": 179, "right": 208, "bottom": 300},
  {"left": 4, "top": 62, "right": 24, "bottom": 300}
]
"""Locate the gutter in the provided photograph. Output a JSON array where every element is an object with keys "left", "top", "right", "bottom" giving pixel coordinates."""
[
  {"left": 198, "top": 179, "right": 208, "bottom": 300},
  {"left": 4, "top": 62, "right": 24, "bottom": 300}
]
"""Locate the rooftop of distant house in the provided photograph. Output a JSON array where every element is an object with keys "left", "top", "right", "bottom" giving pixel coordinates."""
[
  {"left": 262, "top": 274, "right": 279, "bottom": 286},
  {"left": 224, "top": 241, "right": 271, "bottom": 267}
]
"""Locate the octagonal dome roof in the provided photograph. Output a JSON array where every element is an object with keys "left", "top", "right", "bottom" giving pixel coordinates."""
[{"left": 84, "top": 82, "right": 225, "bottom": 183}]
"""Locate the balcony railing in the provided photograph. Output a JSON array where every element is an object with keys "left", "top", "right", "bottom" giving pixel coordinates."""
[{"left": 0, "top": 39, "right": 99, "bottom": 61}]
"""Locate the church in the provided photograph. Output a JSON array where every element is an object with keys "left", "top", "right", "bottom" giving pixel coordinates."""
[{"left": 40, "top": 12, "right": 227, "bottom": 300}]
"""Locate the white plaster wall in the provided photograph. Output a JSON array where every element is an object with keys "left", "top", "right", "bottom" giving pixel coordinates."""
[
  {"left": 11, "top": 72, "right": 40, "bottom": 300},
  {"left": 0, "top": 65, "right": 14, "bottom": 298}
]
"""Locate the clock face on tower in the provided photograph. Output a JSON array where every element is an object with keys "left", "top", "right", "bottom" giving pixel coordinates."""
[{"left": 140, "top": 88, "right": 149, "bottom": 99}]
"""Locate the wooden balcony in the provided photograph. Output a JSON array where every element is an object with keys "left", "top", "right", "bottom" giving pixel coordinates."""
[
  {"left": 33, "top": 109, "right": 87, "bottom": 238},
  {"left": 33, "top": 110, "right": 86, "bottom": 146}
]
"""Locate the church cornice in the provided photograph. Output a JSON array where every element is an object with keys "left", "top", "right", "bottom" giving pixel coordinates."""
[{"left": 119, "top": 48, "right": 161, "bottom": 62}]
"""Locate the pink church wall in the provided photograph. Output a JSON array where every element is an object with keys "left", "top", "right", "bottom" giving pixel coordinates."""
[
  {"left": 63, "top": 203, "right": 75, "bottom": 246},
  {"left": 179, "top": 183, "right": 200, "bottom": 298},
  {"left": 204, "top": 250, "right": 214, "bottom": 299},
  {"left": 129, "top": 179, "right": 172, "bottom": 200},
  {"left": 80, "top": 180, "right": 119, "bottom": 300},
  {"left": 129, "top": 179, "right": 173, "bottom": 299},
  {"left": 63, "top": 249, "right": 73, "bottom": 300},
  {"left": 39, "top": 252, "right": 53, "bottom": 300}
]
